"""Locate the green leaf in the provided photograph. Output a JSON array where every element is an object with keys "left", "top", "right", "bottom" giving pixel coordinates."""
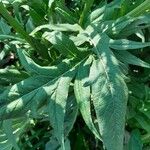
[
  {"left": 0, "top": 58, "right": 79, "bottom": 119},
  {"left": 48, "top": 70, "right": 75, "bottom": 149},
  {"left": 25, "top": 17, "right": 35, "bottom": 33},
  {"left": 70, "top": 32, "right": 90, "bottom": 46},
  {"left": 106, "top": 16, "right": 131, "bottom": 36},
  {"left": 28, "top": 0, "right": 46, "bottom": 18},
  {"left": 114, "top": 51, "right": 150, "bottom": 68},
  {"left": 46, "top": 96, "right": 77, "bottom": 150},
  {"left": 3, "top": 120, "right": 20, "bottom": 150},
  {"left": 74, "top": 56, "right": 101, "bottom": 140},
  {"left": 92, "top": 72, "right": 127, "bottom": 149},
  {"left": 106, "top": 14, "right": 150, "bottom": 38},
  {"left": 0, "top": 34, "right": 24, "bottom": 41},
  {"left": 84, "top": 30, "right": 128, "bottom": 150},
  {"left": 17, "top": 49, "right": 76, "bottom": 77},
  {"left": 117, "top": 14, "right": 150, "bottom": 38},
  {"left": 61, "top": 138, "right": 70, "bottom": 150},
  {"left": 55, "top": 7, "right": 78, "bottom": 24},
  {"left": 43, "top": 31, "right": 80, "bottom": 58},
  {"left": 128, "top": 130, "right": 143, "bottom": 150},
  {"left": 30, "top": 24, "right": 81, "bottom": 36},
  {"left": 0, "top": 56, "right": 79, "bottom": 119},
  {"left": 0, "top": 68, "right": 29, "bottom": 85},
  {"left": 109, "top": 39, "right": 150, "bottom": 50},
  {"left": 120, "top": 0, "right": 144, "bottom": 16},
  {"left": 0, "top": 75, "right": 57, "bottom": 120},
  {"left": 29, "top": 8, "right": 45, "bottom": 26},
  {"left": 79, "top": 0, "right": 94, "bottom": 26},
  {"left": 91, "top": 59, "right": 128, "bottom": 150},
  {"left": 86, "top": 5, "right": 105, "bottom": 25},
  {"left": 64, "top": 96, "right": 78, "bottom": 136},
  {"left": 0, "top": 2, "right": 49, "bottom": 59},
  {"left": 0, "top": 55, "right": 84, "bottom": 147},
  {"left": 45, "top": 137, "right": 71, "bottom": 150},
  {"left": 126, "top": 0, "right": 150, "bottom": 17},
  {"left": 0, "top": 117, "right": 30, "bottom": 150},
  {"left": 45, "top": 137, "right": 59, "bottom": 150},
  {"left": 135, "top": 115, "right": 150, "bottom": 132},
  {"left": 103, "top": 0, "right": 121, "bottom": 20},
  {"left": 0, "top": 2, "right": 33, "bottom": 43},
  {"left": 0, "top": 18, "right": 11, "bottom": 34},
  {"left": 84, "top": 58, "right": 103, "bottom": 86}
]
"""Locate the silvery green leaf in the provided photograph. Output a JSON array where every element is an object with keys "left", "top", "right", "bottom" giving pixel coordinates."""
[
  {"left": 48, "top": 70, "right": 75, "bottom": 149},
  {"left": 64, "top": 96, "right": 78, "bottom": 136},
  {"left": 109, "top": 39, "right": 150, "bottom": 50},
  {"left": 114, "top": 51, "right": 150, "bottom": 68},
  {"left": 74, "top": 56, "right": 101, "bottom": 140},
  {"left": 3, "top": 120, "right": 20, "bottom": 150},
  {"left": 0, "top": 18, "right": 11, "bottom": 34},
  {"left": 84, "top": 28, "right": 128, "bottom": 150},
  {"left": 0, "top": 58, "right": 80, "bottom": 120},
  {"left": 0, "top": 117, "right": 30, "bottom": 150},
  {"left": 117, "top": 14, "right": 150, "bottom": 38},
  {"left": 30, "top": 24, "right": 81, "bottom": 36},
  {"left": 85, "top": 4, "right": 105, "bottom": 25}
]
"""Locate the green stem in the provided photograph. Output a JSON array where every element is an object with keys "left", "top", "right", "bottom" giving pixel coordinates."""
[
  {"left": 0, "top": 2, "right": 49, "bottom": 59},
  {"left": 126, "top": 0, "right": 150, "bottom": 17},
  {"left": 0, "top": 2, "right": 32, "bottom": 43},
  {"left": 79, "top": 0, "right": 94, "bottom": 26}
]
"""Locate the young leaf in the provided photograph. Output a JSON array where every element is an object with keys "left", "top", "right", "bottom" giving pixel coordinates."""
[
  {"left": 84, "top": 58, "right": 103, "bottom": 86},
  {"left": 30, "top": 24, "right": 81, "bottom": 36},
  {"left": 43, "top": 31, "right": 80, "bottom": 58},
  {"left": 109, "top": 39, "right": 150, "bottom": 50},
  {"left": 79, "top": 0, "right": 94, "bottom": 26},
  {"left": 114, "top": 51, "right": 150, "bottom": 68},
  {"left": 55, "top": 7, "right": 78, "bottom": 24},
  {"left": 117, "top": 14, "right": 150, "bottom": 38},
  {"left": 107, "top": 16, "right": 132, "bottom": 36},
  {"left": 85, "top": 5, "right": 106, "bottom": 25}
]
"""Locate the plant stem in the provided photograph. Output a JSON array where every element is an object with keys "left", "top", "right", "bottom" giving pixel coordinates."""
[
  {"left": 0, "top": 2, "right": 49, "bottom": 59},
  {"left": 0, "top": 2, "right": 32, "bottom": 43},
  {"left": 79, "top": 0, "right": 94, "bottom": 27},
  {"left": 126, "top": 0, "right": 150, "bottom": 17}
]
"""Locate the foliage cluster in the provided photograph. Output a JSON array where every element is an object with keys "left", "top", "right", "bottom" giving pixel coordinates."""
[{"left": 0, "top": 0, "right": 150, "bottom": 150}]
